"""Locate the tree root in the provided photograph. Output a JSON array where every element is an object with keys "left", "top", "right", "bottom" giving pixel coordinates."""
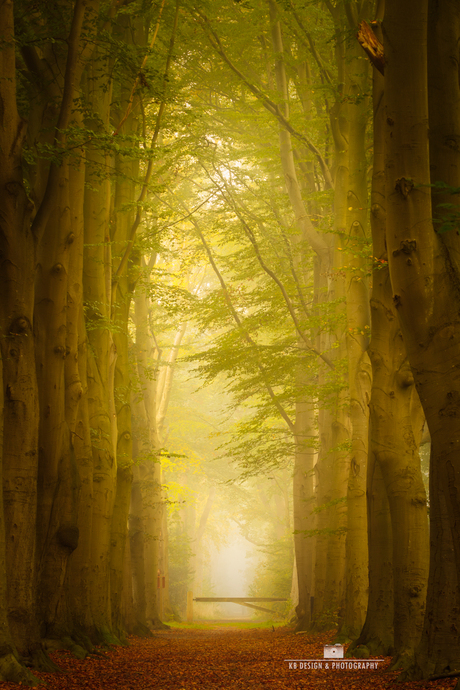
[
  {"left": 294, "top": 615, "right": 310, "bottom": 633},
  {"left": 87, "top": 650, "right": 109, "bottom": 658},
  {"left": 133, "top": 621, "right": 154, "bottom": 638},
  {"left": 149, "top": 621, "right": 170, "bottom": 631},
  {"left": 42, "top": 636, "right": 87, "bottom": 660},
  {"left": 30, "top": 646, "right": 62, "bottom": 673},
  {"left": 346, "top": 645, "right": 370, "bottom": 659},
  {"left": 428, "top": 669, "right": 460, "bottom": 681},
  {"left": 347, "top": 635, "right": 393, "bottom": 658},
  {"left": 72, "top": 629, "right": 94, "bottom": 653},
  {"left": 94, "top": 626, "right": 122, "bottom": 647},
  {"left": 0, "top": 653, "right": 44, "bottom": 686}
]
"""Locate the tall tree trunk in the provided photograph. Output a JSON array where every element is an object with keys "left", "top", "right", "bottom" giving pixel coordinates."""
[
  {"left": 64, "top": 309, "right": 95, "bottom": 646},
  {"left": 80, "top": 23, "right": 120, "bottom": 643},
  {"left": 83, "top": 133, "right": 118, "bottom": 643},
  {"left": 31, "top": 0, "right": 97, "bottom": 644},
  {"left": 293, "top": 397, "right": 316, "bottom": 630},
  {"left": 0, "top": 331, "right": 37, "bottom": 683},
  {"left": 35, "top": 156, "right": 82, "bottom": 640},
  {"left": 312, "top": 403, "right": 348, "bottom": 630},
  {"left": 110, "top": 156, "right": 137, "bottom": 639},
  {"left": 160, "top": 507, "right": 174, "bottom": 621},
  {"left": 133, "top": 285, "right": 166, "bottom": 629},
  {"left": 356, "top": 30, "right": 430, "bottom": 665},
  {"left": 122, "top": 529, "right": 136, "bottom": 634},
  {"left": 353, "top": 453, "right": 394, "bottom": 656},
  {"left": 0, "top": 0, "right": 40, "bottom": 659},
  {"left": 61, "top": 146, "right": 96, "bottom": 646},
  {"left": 353, "top": 37, "right": 394, "bottom": 655},
  {"left": 384, "top": 0, "right": 460, "bottom": 676},
  {"left": 383, "top": 0, "right": 460, "bottom": 677},
  {"left": 129, "top": 462, "right": 149, "bottom": 633},
  {"left": 340, "top": 29, "right": 372, "bottom": 641},
  {"left": 111, "top": 299, "right": 134, "bottom": 641},
  {"left": 267, "top": 0, "right": 344, "bottom": 632}
]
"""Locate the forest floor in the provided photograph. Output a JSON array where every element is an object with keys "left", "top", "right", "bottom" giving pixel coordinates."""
[{"left": 0, "top": 623, "right": 457, "bottom": 690}]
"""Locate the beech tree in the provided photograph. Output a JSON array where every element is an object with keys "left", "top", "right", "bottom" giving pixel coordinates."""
[
  {"left": 2, "top": 0, "right": 460, "bottom": 684},
  {"left": 0, "top": 0, "right": 185, "bottom": 677},
  {"left": 382, "top": 0, "right": 460, "bottom": 677},
  {"left": 352, "top": 18, "right": 429, "bottom": 667}
]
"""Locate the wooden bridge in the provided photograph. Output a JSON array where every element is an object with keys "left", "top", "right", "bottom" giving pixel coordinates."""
[{"left": 187, "top": 595, "right": 287, "bottom": 621}]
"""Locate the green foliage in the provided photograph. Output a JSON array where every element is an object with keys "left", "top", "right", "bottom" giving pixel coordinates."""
[
  {"left": 429, "top": 181, "right": 460, "bottom": 234},
  {"left": 313, "top": 607, "right": 339, "bottom": 630},
  {"left": 294, "top": 526, "right": 347, "bottom": 538},
  {"left": 311, "top": 495, "right": 347, "bottom": 515}
]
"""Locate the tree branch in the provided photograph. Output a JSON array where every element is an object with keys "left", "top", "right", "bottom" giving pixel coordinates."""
[
  {"left": 190, "top": 215, "right": 295, "bottom": 432},
  {"left": 211, "top": 166, "right": 335, "bottom": 370},
  {"left": 156, "top": 322, "right": 187, "bottom": 434},
  {"left": 231, "top": 517, "right": 270, "bottom": 548},
  {"left": 195, "top": 9, "right": 334, "bottom": 192},
  {"left": 288, "top": 1, "right": 333, "bottom": 86},
  {"left": 214, "top": 165, "right": 315, "bottom": 324},
  {"left": 31, "top": 0, "right": 91, "bottom": 239}
]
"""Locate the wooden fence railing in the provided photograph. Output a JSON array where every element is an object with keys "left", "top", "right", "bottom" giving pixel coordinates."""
[{"left": 186, "top": 594, "right": 287, "bottom": 622}]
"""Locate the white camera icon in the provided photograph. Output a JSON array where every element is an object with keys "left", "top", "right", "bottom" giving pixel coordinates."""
[{"left": 324, "top": 644, "right": 344, "bottom": 659}]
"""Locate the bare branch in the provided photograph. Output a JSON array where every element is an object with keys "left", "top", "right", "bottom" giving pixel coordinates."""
[
  {"left": 190, "top": 216, "right": 295, "bottom": 433},
  {"left": 211, "top": 167, "right": 335, "bottom": 370},
  {"left": 288, "top": 1, "right": 333, "bottom": 85},
  {"left": 31, "top": 0, "right": 92, "bottom": 239},
  {"left": 195, "top": 9, "right": 334, "bottom": 192}
]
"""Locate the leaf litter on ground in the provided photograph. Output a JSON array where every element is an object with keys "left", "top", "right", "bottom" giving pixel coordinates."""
[{"left": 0, "top": 625, "right": 456, "bottom": 690}]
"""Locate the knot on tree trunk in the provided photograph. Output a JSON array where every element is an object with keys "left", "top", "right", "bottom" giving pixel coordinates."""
[
  {"left": 395, "top": 178, "right": 414, "bottom": 199},
  {"left": 56, "top": 524, "right": 79, "bottom": 551},
  {"left": 439, "top": 390, "right": 460, "bottom": 417},
  {"left": 9, "top": 316, "right": 31, "bottom": 335},
  {"left": 393, "top": 239, "right": 417, "bottom": 257},
  {"left": 357, "top": 20, "right": 385, "bottom": 75}
]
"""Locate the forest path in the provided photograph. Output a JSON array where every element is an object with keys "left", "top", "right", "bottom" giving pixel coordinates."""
[{"left": 0, "top": 626, "right": 455, "bottom": 690}]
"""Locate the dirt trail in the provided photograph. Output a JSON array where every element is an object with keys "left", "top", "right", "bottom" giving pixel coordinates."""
[{"left": 0, "top": 626, "right": 456, "bottom": 689}]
